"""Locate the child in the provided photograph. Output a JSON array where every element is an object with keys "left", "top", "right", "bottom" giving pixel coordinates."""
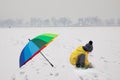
[{"left": 70, "top": 41, "right": 93, "bottom": 68}]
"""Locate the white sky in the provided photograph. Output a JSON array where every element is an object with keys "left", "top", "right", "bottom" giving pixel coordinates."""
[{"left": 0, "top": 0, "right": 120, "bottom": 19}]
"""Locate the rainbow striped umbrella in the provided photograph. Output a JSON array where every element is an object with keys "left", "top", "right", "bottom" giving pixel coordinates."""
[{"left": 19, "top": 33, "right": 58, "bottom": 67}]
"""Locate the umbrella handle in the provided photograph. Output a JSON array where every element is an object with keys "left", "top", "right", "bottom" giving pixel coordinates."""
[{"left": 40, "top": 52, "right": 54, "bottom": 67}]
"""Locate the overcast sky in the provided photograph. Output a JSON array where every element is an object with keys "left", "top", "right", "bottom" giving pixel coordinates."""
[{"left": 0, "top": 0, "right": 120, "bottom": 19}]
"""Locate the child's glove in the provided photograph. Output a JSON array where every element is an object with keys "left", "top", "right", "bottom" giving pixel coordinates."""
[
  {"left": 85, "top": 63, "right": 93, "bottom": 68},
  {"left": 89, "top": 63, "right": 93, "bottom": 68}
]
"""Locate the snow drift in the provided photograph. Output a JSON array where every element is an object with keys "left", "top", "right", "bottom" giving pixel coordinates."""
[{"left": 0, "top": 27, "right": 120, "bottom": 80}]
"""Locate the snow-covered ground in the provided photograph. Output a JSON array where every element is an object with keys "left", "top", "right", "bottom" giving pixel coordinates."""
[{"left": 0, "top": 27, "right": 120, "bottom": 80}]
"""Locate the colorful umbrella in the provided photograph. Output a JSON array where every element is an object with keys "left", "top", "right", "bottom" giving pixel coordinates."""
[{"left": 19, "top": 33, "right": 58, "bottom": 67}]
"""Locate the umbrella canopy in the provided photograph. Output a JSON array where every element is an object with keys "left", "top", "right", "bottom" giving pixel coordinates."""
[{"left": 19, "top": 33, "right": 58, "bottom": 67}]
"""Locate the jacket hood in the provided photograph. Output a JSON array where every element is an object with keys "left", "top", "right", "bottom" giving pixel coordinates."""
[{"left": 76, "top": 46, "right": 87, "bottom": 53}]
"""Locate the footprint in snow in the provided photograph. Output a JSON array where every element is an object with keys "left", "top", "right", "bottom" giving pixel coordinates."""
[
  {"left": 20, "top": 71, "right": 25, "bottom": 75},
  {"left": 55, "top": 73, "right": 59, "bottom": 77},
  {"left": 36, "top": 69, "right": 40, "bottom": 74},
  {"left": 100, "top": 57, "right": 105, "bottom": 59},
  {"left": 50, "top": 73, "right": 53, "bottom": 76},
  {"left": 100, "top": 57, "right": 109, "bottom": 63},
  {"left": 24, "top": 75, "right": 28, "bottom": 80},
  {"left": 62, "top": 65, "right": 65, "bottom": 68},
  {"left": 49, "top": 72, "right": 59, "bottom": 77},
  {"left": 11, "top": 77, "right": 16, "bottom": 80}
]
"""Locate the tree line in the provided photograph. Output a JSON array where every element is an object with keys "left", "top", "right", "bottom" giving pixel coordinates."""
[{"left": 0, "top": 17, "right": 120, "bottom": 27}]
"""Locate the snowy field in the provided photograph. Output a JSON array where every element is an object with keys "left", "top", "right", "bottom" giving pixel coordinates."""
[{"left": 0, "top": 27, "right": 120, "bottom": 80}]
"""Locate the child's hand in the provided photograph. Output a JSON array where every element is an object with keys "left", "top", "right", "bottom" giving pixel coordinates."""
[{"left": 89, "top": 63, "right": 93, "bottom": 68}]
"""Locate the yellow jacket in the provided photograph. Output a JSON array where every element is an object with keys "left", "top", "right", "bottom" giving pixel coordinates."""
[{"left": 70, "top": 46, "right": 90, "bottom": 67}]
